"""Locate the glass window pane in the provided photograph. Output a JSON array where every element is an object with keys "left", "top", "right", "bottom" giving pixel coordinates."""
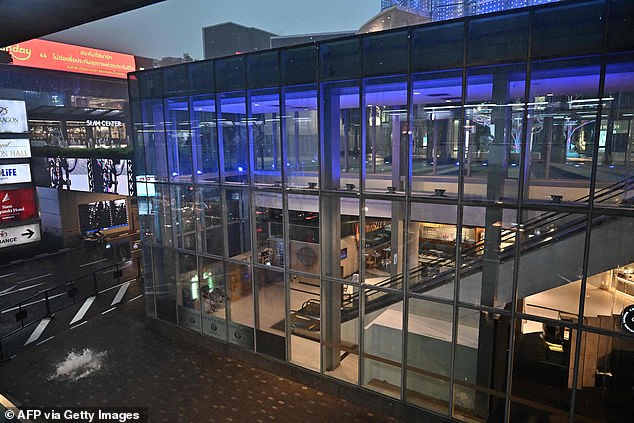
[
  {"left": 225, "top": 188, "right": 251, "bottom": 259},
  {"left": 510, "top": 317, "right": 572, "bottom": 422},
  {"left": 362, "top": 30, "right": 408, "bottom": 76},
  {"left": 148, "top": 183, "right": 174, "bottom": 248},
  {"left": 525, "top": 58, "right": 601, "bottom": 204},
  {"left": 464, "top": 64, "right": 526, "bottom": 201},
  {"left": 197, "top": 186, "right": 223, "bottom": 256},
  {"left": 140, "top": 99, "right": 169, "bottom": 182},
  {"left": 320, "top": 38, "right": 361, "bottom": 81},
  {"left": 531, "top": 1, "right": 606, "bottom": 59},
  {"left": 250, "top": 89, "right": 282, "bottom": 186},
  {"left": 139, "top": 69, "right": 162, "bottom": 98},
  {"left": 362, "top": 288, "right": 403, "bottom": 399},
  {"left": 280, "top": 45, "right": 318, "bottom": 86},
  {"left": 406, "top": 298, "right": 453, "bottom": 415},
  {"left": 163, "top": 66, "right": 188, "bottom": 95},
  {"left": 594, "top": 54, "right": 634, "bottom": 209},
  {"left": 164, "top": 97, "right": 193, "bottom": 182},
  {"left": 219, "top": 92, "right": 249, "bottom": 184},
  {"left": 411, "top": 22, "right": 464, "bottom": 72},
  {"left": 142, "top": 246, "right": 156, "bottom": 317},
  {"left": 176, "top": 252, "right": 201, "bottom": 332},
  {"left": 608, "top": 0, "right": 634, "bottom": 52},
  {"left": 364, "top": 76, "right": 408, "bottom": 193},
  {"left": 226, "top": 262, "right": 254, "bottom": 349},
  {"left": 409, "top": 202, "right": 457, "bottom": 302},
  {"left": 247, "top": 51, "right": 279, "bottom": 88},
  {"left": 154, "top": 247, "right": 177, "bottom": 324},
  {"left": 289, "top": 271, "right": 320, "bottom": 372},
  {"left": 254, "top": 192, "right": 284, "bottom": 268},
  {"left": 188, "top": 61, "right": 214, "bottom": 94},
  {"left": 215, "top": 56, "right": 245, "bottom": 92},
  {"left": 321, "top": 81, "right": 361, "bottom": 191},
  {"left": 288, "top": 194, "right": 320, "bottom": 279},
  {"left": 283, "top": 86, "right": 319, "bottom": 188},
  {"left": 255, "top": 267, "right": 286, "bottom": 361},
  {"left": 200, "top": 256, "right": 228, "bottom": 341},
  {"left": 190, "top": 95, "right": 219, "bottom": 183},
  {"left": 467, "top": 13, "right": 528, "bottom": 65},
  {"left": 171, "top": 184, "right": 196, "bottom": 252},
  {"left": 411, "top": 69, "right": 462, "bottom": 197}
]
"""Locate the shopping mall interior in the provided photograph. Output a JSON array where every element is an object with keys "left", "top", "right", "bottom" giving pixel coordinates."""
[{"left": 131, "top": 1, "right": 634, "bottom": 422}]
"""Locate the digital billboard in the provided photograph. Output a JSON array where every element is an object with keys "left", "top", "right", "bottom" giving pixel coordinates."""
[
  {"left": 0, "top": 187, "right": 38, "bottom": 223},
  {"left": 78, "top": 199, "right": 128, "bottom": 234},
  {"left": 0, "top": 39, "right": 136, "bottom": 79}
]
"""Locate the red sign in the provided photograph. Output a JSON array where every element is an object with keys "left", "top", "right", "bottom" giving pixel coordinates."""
[
  {"left": 0, "top": 39, "right": 136, "bottom": 79},
  {"left": 0, "top": 188, "right": 38, "bottom": 223}
]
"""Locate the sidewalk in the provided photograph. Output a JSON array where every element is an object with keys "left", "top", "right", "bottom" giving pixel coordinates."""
[{"left": 0, "top": 295, "right": 402, "bottom": 423}]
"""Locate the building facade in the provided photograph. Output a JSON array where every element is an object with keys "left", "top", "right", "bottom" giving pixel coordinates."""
[
  {"left": 130, "top": 1, "right": 634, "bottom": 422},
  {"left": 203, "top": 22, "right": 277, "bottom": 59}
]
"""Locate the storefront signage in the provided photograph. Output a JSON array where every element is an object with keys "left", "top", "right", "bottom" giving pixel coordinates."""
[
  {"left": 0, "top": 223, "right": 41, "bottom": 249},
  {"left": 0, "top": 139, "right": 31, "bottom": 159},
  {"left": 621, "top": 305, "right": 634, "bottom": 334},
  {"left": 0, "top": 39, "right": 136, "bottom": 79},
  {"left": 0, "top": 187, "right": 38, "bottom": 223},
  {"left": 85, "top": 120, "right": 123, "bottom": 127},
  {"left": 0, "top": 163, "right": 31, "bottom": 185},
  {"left": 0, "top": 99, "right": 28, "bottom": 133}
]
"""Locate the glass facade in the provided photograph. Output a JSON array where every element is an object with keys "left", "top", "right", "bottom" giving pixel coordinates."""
[{"left": 131, "top": 1, "right": 634, "bottom": 422}]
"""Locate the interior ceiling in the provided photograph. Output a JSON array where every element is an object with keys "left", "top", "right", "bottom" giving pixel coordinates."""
[{"left": 0, "top": 0, "right": 166, "bottom": 47}]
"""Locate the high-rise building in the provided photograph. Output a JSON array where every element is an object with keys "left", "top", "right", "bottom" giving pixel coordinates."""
[
  {"left": 130, "top": 1, "right": 634, "bottom": 422},
  {"left": 382, "top": 0, "right": 562, "bottom": 21}
]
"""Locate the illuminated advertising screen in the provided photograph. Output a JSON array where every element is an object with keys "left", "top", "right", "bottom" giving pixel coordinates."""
[
  {"left": 0, "top": 163, "right": 31, "bottom": 185},
  {"left": 0, "top": 187, "right": 38, "bottom": 223},
  {"left": 0, "top": 223, "right": 41, "bottom": 249},
  {"left": 78, "top": 198, "right": 128, "bottom": 234},
  {"left": 0, "top": 139, "right": 31, "bottom": 159},
  {"left": 46, "top": 158, "right": 130, "bottom": 195},
  {"left": 0, "top": 39, "right": 136, "bottom": 79}
]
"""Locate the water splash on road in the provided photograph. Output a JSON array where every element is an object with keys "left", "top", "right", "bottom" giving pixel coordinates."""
[{"left": 50, "top": 348, "right": 107, "bottom": 381}]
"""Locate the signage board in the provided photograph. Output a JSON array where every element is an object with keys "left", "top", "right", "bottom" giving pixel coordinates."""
[
  {"left": 0, "top": 99, "right": 28, "bottom": 133},
  {"left": 0, "top": 39, "right": 136, "bottom": 79},
  {"left": 0, "top": 163, "right": 31, "bottom": 185},
  {"left": 0, "top": 138, "right": 31, "bottom": 159},
  {"left": 86, "top": 120, "right": 123, "bottom": 127},
  {"left": 0, "top": 187, "right": 38, "bottom": 223},
  {"left": 0, "top": 223, "right": 41, "bottom": 249}
]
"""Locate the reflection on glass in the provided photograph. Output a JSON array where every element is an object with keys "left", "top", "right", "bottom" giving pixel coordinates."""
[
  {"left": 190, "top": 95, "right": 219, "bottom": 183},
  {"left": 197, "top": 186, "right": 223, "bottom": 256},
  {"left": 364, "top": 76, "right": 408, "bottom": 193},
  {"left": 199, "top": 256, "right": 227, "bottom": 341},
  {"left": 176, "top": 253, "right": 200, "bottom": 332},
  {"left": 250, "top": 89, "right": 281, "bottom": 186},
  {"left": 225, "top": 188, "right": 251, "bottom": 260},
  {"left": 140, "top": 99, "right": 168, "bottom": 182},
  {"left": 164, "top": 97, "right": 192, "bottom": 182},
  {"left": 283, "top": 86, "right": 319, "bottom": 188},
  {"left": 254, "top": 267, "right": 286, "bottom": 361},
  {"left": 219, "top": 92, "right": 248, "bottom": 184},
  {"left": 226, "top": 262, "right": 254, "bottom": 349},
  {"left": 153, "top": 248, "right": 177, "bottom": 324},
  {"left": 411, "top": 70, "right": 462, "bottom": 196},
  {"left": 288, "top": 194, "right": 320, "bottom": 279},
  {"left": 254, "top": 192, "right": 284, "bottom": 268},
  {"left": 171, "top": 185, "right": 196, "bottom": 252}
]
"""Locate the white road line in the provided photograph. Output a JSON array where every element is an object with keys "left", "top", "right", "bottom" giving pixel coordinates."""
[
  {"left": 0, "top": 285, "right": 17, "bottom": 296},
  {"left": 110, "top": 282, "right": 130, "bottom": 306},
  {"left": 101, "top": 307, "right": 116, "bottom": 315},
  {"left": 80, "top": 258, "right": 108, "bottom": 268},
  {"left": 70, "top": 321, "right": 88, "bottom": 330},
  {"left": 1, "top": 292, "right": 66, "bottom": 313},
  {"left": 24, "top": 318, "right": 53, "bottom": 345},
  {"left": 36, "top": 336, "right": 55, "bottom": 346},
  {"left": 16, "top": 273, "right": 52, "bottom": 285},
  {"left": 17, "top": 282, "right": 44, "bottom": 292},
  {"left": 60, "top": 248, "right": 71, "bottom": 252},
  {"left": 69, "top": 296, "right": 96, "bottom": 325},
  {"left": 129, "top": 294, "right": 143, "bottom": 302},
  {"left": 0, "top": 272, "right": 16, "bottom": 279}
]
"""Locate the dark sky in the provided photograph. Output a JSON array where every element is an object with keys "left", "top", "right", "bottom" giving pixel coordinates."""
[{"left": 44, "top": 0, "right": 379, "bottom": 59}]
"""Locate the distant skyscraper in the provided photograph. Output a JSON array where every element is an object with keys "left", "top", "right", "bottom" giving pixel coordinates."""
[{"left": 381, "top": 0, "right": 561, "bottom": 21}]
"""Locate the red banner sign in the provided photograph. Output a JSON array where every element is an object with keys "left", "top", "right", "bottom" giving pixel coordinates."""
[
  {"left": 1, "top": 39, "right": 136, "bottom": 79},
  {"left": 0, "top": 188, "right": 38, "bottom": 223}
]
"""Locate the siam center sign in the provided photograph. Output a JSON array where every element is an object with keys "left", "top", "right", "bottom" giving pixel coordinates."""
[{"left": 0, "top": 39, "right": 136, "bottom": 79}]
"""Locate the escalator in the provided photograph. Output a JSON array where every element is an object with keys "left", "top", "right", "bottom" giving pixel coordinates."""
[{"left": 292, "top": 177, "right": 634, "bottom": 326}]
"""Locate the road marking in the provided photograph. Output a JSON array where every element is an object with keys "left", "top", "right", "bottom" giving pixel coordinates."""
[
  {"left": 111, "top": 282, "right": 130, "bottom": 306},
  {"left": 70, "top": 321, "right": 88, "bottom": 330},
  {"left": 69, "top": 296, "right": 96, "bottom": 325},
  {"left": 16, "top": 273, "right": 52, "bottom": 285},
  {"left": 1, "top": 292, "right": 64, "bottom": 313},
  {"left": 17, "top": 282, "right": 44, "bottom": 292},
  {"left": 80, "top": 258, "right": 108, "bottom": 268},
  {"left": 36, "top": 336, "right": 55, "bottom": 346},
  {"left": 60, "top": 248, "right": 71, "bottom": 252},
  {"left": 101, "top": 307, "right": 116, "bottom": 315},
  {"left": 24, "top": 318, "right": 53, "bottom": 345},
  {"left": 0, "top": 285, "right": 17, "bottom": 296},
  {"left": 36, "top": 253, "right": 48, "bottom": 258},
  {"left": 129, "top": 294, "right": 142, "bottom": 302},
  {"left": 0, "top": 272, "right": 15, "bottom": 279},
  {"left": 102, "top": 261, "right": 133, "bottom": 274}
]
